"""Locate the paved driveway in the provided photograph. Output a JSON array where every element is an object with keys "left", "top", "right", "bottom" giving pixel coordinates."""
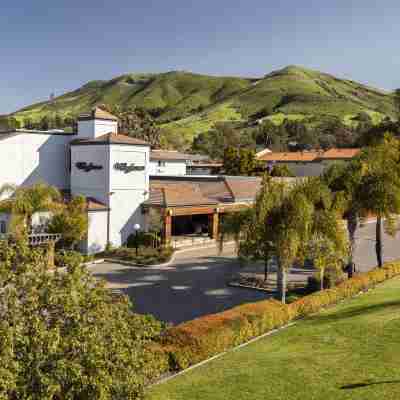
[
  {"left": 89, "top": 244, "right": 267, "bottom": 324},
  {"left": 88, "top": 220, "right": 400, "bottom": 324}
]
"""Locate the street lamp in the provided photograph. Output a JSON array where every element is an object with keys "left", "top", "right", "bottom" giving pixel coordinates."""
[{"left": 133, "top": 223, "right": 141, "bottom": 256}]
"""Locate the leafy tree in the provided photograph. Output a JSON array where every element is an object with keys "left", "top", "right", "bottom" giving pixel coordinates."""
[
  {"left": 22, "top": 118, "right": 34, "bottom": 130},
  {"left": 303, "top": 179, "right": 348, "bottom": 289},
  {"left": 324, "top": 135, "right": 400, "bottom": 269},
  {"left": 322, "top": 161, "right": 362, "bottom": 272},
  {"left": 316, "top": 117, "right": 355, "bottom": 148},
  {"left": 394, "top": 88, "right": 400, "bottom": 119},
  {"left": 54, "top": 114, "right": 63, "bottom": 129},
  {"left": 146, "top": 208, "right": 164, "bottom": 248},
  {"left": 270, "top": 164, "right": 294, "bottom": 177},
  {"left": 223, "top": 147, "right": 260, "bottom": 176},
  {"left": 256, "top": 120, "right": 289, "bottom": 151},
  {"left": 221, "top": 176, "right": 347, "bottom": 302},
  {"left": 102, "top": 104, "right": 162, "bottom": 147},
  {"left": 192, "top": 123, "right": 255, "bottom": 159},
  {"left": 48, "top": 195, "right": 89, "bottom": 249},
  {"left": 356, "top": 135, "right": 400, "bottom": 267},
  {"left": 0, "top": 183, "right": 62, "bottom": 237},
  {"left": 0, "top": 117, "right": 20, "bottom": 130},
  {"left": 39, "top": 116, "right": 50, "bottom": 131},
  {"left": 0, "top": 240, "right": 164, "bottom": 399}
]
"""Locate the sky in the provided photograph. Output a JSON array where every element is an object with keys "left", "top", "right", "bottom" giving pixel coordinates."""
[{"left": 2, "top": 0, "right": 400, "bottom": 113}]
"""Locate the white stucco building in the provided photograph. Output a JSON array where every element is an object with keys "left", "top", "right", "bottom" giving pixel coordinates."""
[
  {"left": 0, "top": 107, "right": 262, "bottom": 253},
  {"left": 0, "top": 108, "right": 162, "bottom": 252}
]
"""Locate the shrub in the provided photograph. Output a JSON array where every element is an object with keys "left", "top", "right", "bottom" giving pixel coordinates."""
[
  {"left": 160, "top": 261, "right": 400, "bottom": 372},
  {"left": 289, "top": 262, "right": 400, "bottom": 318},
  {"left": 54, "top": 249, "right": 84, "bottom": 268},
  {"left": 306, "top": 264, "right": 347, "bottom": 292},
  {"left": 160, "top": 299, "right": 291, "bottom": 370},
  {"left": 104, "top": 246, "right": 174, "bottom": 265}
]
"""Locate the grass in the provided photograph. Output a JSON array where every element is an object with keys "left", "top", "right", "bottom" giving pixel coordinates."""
[
  {"left": 13, "top": 66, "right": 396, "bottom": 144},
  {"left": 161, "top": 102, "right": 243, "bottom": 139},
  {"left": 148, "top": 276, "right": 400, "bottom": 400}
]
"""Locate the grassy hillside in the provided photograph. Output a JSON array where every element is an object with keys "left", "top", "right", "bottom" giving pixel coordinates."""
[
  {"left": 148, "top": 276, "right": 400, "bottom": 400},
  {"left": 13, "top": 66, "right": 396, "bottom": 144}
]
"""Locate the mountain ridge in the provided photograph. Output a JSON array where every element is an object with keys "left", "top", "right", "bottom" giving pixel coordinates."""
[{"left": 11, "top": 65, "right": 396, "bottom": 146}]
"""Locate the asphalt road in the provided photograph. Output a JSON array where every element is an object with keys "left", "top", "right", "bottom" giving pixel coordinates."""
[
  {"left": 88, "top": 220, "right": 400, "bottom": 325},
  {"left": 89, "top": 244, "right": 267, "bottom": 325}
]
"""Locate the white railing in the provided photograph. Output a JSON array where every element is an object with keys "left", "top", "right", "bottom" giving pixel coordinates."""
[{"left": 28, "top": 233, "right": 62, "bottom": 246}]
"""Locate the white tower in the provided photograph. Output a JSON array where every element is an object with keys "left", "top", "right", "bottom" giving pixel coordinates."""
[
  {"left": 70, "top": 108, "right": 150, "bottom": 252},
  {"left": 76, "top": 107, "right": 118, "bottom": 139}
]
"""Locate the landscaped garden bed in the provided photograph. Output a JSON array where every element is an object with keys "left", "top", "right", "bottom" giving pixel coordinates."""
[{"left": 100, "top": 246, "right": 174, "bottom": 266}]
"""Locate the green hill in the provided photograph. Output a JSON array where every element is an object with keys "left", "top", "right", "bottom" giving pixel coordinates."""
[{"left": 12, "top": 66, "right": 396, "bottom": 145}]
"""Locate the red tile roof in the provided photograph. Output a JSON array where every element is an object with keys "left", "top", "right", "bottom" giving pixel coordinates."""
[
  {"left": 150, "top": 150, "right": 192, "bottom": 161},
  {"left": 256, "top": 148, "right": 360, "bottom": 162},
  {"left": 145, "top": 176, "right": 262, "bottom": 208},
  {"left": 320, "top": 148, "right": 360, "bottom": 159},
  {"left": 257, "top": 151, "right": 322, "bottom": 162}
]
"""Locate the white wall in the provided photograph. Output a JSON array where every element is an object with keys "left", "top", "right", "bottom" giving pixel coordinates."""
[
  {"left": 149, "top": 160, "right": 187, "bottom": 176},
  {"left": 0, "top": 132, "right": 71, "bottom": 190},
  {"left": 85, "top": 210, "right": 108, "bottom": 254},
  {"left": 70, "top": 145, "right": 110, "bottom": 204},
  {"left": 77, "top": 119, "right": 118, "bottom": 139},
  {"left": 109, "top": 144, "right": 150, "bottom": 246}
]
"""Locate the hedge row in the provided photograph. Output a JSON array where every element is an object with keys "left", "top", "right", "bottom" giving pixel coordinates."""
[{"left": 157, "top": 261, "right": 400, "bottom": 371}]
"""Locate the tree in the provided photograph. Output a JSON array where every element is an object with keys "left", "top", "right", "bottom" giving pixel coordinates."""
[
  {"left": 39, "top": 116, "right": 50, "bottom": 131},
  {"left": 146, "top": 208, "right": 164, "bottom": 248},
  {"left": 270, "top": 164, "right": 294, "bottom": 177},
  {"left": 223, "top": 147, "right": 260, "bottom": 176},
  {"left": 322, "top": 161, "right": 363, "bottom": 273},
  {"left": 355, "top": 135, "right": 400, "bottom": 267},
  {"left": 303, "top": 179, "right": 348, "bottom": 289},
  {"left": 23, "top": 118, "right": 34, "bottom": 130},
  {"left": 102, "top": 105, "right": 162, "bottom": 147},
  {"left": 0, "top": 182, "right": 62, "bottom": 238},
  {"left": 266, "top": 182, "right": 314, "bottom": 303},
  {"left": 48, "top": 195, "right": 89, "bottom": 249},
  {"left": 394, "top": 89, "right": 400, "bottom": 119},
  {"left": 324, "top": 134, "right": 400, "bottom": 269},
  {"left": 0, "top": 240, "right": 164, "bottom": 399}
]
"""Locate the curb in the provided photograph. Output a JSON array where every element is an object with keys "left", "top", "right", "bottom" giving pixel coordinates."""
[
  {"left": 228, "top": 281, "right": 272, "bottom": 293},
  {"left": 82, "top": 259, "right": 104, "bottom": 267}
]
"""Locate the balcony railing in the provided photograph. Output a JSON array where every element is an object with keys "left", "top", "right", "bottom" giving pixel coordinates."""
[
  {"left": 0, "top": 233, "right": 61, "bottom": 246},
  {"left": 29, "top": 233, "right": 62, "bottom": 246}
]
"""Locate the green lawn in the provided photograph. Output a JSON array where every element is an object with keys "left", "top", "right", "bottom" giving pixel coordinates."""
[{"left": 148, "top": 277, "right": 400, "bottom": 400}]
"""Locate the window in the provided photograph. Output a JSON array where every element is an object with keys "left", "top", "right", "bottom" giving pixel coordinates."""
[
  {"left": 158, "top": 161, "right": 166, "bottom": 167},
  {"left": 0, "top": 221, "right": 6, "bottom": 234}
]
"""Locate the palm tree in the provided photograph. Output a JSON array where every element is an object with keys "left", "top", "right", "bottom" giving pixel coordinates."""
[
  {"left": 354, "top": 135, "right": 400, "bottom": 267},
  {"left": 0, "top": 182, "right": 62, "bottom": 237}
]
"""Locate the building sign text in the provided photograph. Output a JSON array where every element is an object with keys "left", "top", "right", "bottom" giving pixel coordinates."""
[
  {"left": 75, "top": 162, "right": 103, "bottom": 172},
  {"left": 114, "top": 162, "right": 145, "bottom": 173}
]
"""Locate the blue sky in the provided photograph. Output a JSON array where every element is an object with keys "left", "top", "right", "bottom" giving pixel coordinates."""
[{"left": 2, "top": 0, "right": 400, "bottom": 113}]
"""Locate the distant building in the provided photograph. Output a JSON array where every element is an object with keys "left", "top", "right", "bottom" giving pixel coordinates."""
[{"left": 256, "top": 148, "right": 360, "bottom": 177}]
